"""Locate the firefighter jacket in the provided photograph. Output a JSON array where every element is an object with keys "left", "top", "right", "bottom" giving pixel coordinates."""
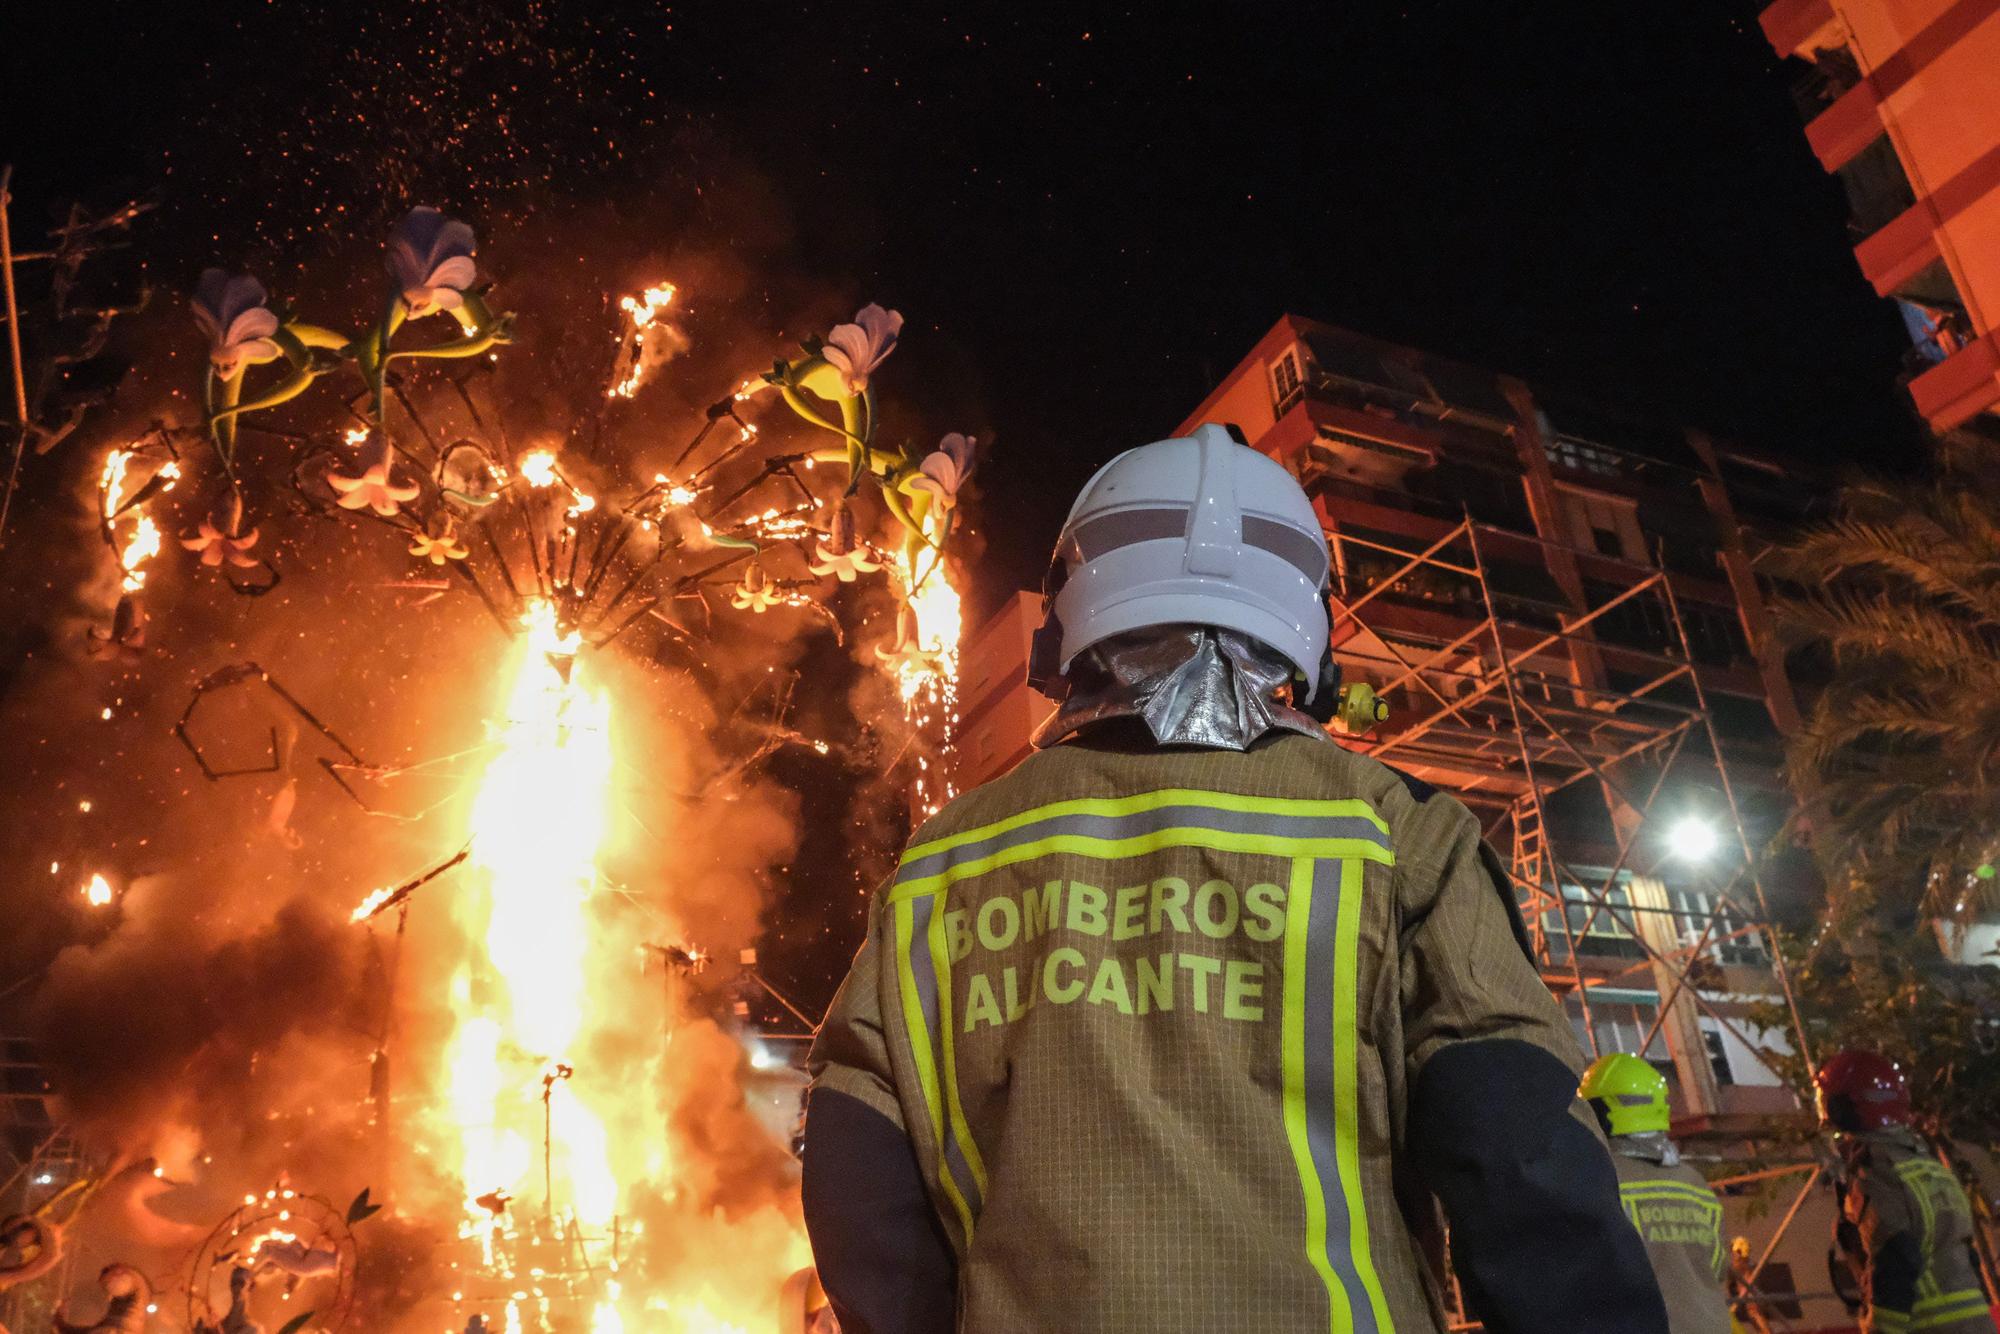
[
  {"left": 1610, "top": 1136, "right": 1730, "bottom": 1334},
  {"left": 1839, "top": 1128, "right": 1992, "bottom": 1333},
  {"left": 806, "top": 728, "right": 1669, "bottom": 1333}
]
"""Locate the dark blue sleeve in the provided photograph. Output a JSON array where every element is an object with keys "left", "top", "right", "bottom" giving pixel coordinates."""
[
  {"left": 1411, "top": 1037, "right": 1671, "bottom": 1334},
  {"left": 801, "top": 1087, "right": 957, "bottom": 1334}
]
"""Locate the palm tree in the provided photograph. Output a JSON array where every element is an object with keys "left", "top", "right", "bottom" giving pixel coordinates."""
[{"left": 1768, "top": 450, "right": 2000, "bottom": 925}]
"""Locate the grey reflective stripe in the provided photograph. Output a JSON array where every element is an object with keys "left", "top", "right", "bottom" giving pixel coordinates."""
[
  {"left": 902, "top": 894, "right": 985, "bottom": 1223},
  {"left": 1070, "top": 506, "right": 1189, "bottom": 561},
  {"left": 1243, "top": 513, "right": 1331, "bottom": 581},
  {"left": 1065, "top": 507, "right": 1328, "bottom": 585},
  {"left": 896, "top": 805, "right": 1389, "bottom": 885},
  {"left": 1302, "top": 858, "right": 1380, "bottom": 1334}
]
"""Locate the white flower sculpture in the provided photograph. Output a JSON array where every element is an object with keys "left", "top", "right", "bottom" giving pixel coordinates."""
[
  {"left": 730, "top": 563, "right": 786, "bottom": 613},
  {"left": 387, "top": 206, "right": 478, "bottom": 318},
  {"left": 808, "top": 504, "right": 884, "bottom": 583},
  {"left": 905, "top": 432, "right": 977, "bottom": 511},
  {"left": 820, "top": 303, "right": 903, "bottom": 397},
  {"left": 191, "top": 269, "right": 282, "bottom": 382},
  {"left": 409, "top": 514, "right": 470, "bottom": 565},
  {"left": 874, "top": 602, "right": 946, "bottom": 676},
  {"left": 181, "top": 495, "right": 261, "bottom": 568},
  {"left": 330, "top": 436, "right": 422, "bottom": 517}
]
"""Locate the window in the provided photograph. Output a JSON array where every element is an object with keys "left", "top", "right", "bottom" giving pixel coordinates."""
[
  {"left": 1545, "top": 434, "right": 1624, "bottom": 479},
  {"left": 1789, "top": 40, "right": 1860, "bottom": 119},
  {"left": 1893, "top": 259, "right": 1972, "bottom": 367},
  {"left": 1560, "top": 995, "right": 1669, "bottom": 1062},
  {"left": 1537, "top": 398, "right": 1701, "bottom": 472},
  {"left": 1702, "top": 1027, "right": 1735, "bottom": 1088},
  {"left": 1544, "top": 882, "right": 1647, "bottom": 960},
  {"left": 1269, "top": 349, "right": 1304, "bottom": 413},
  {"left": 1680, "top": 602, "right": 1750, "bottom": 668},
  {"left": 1420, "top": 360, "right": 1517, "bottom": 423},
  {"left": 1670, "top": 888, "right": 1770, "bottom": 966},
  {"left": 1561, "top": 488, "right": 1647, "bottom": 565},
  {"left": 1836, "top": 133, "right": 1917, "bottom": 239}
]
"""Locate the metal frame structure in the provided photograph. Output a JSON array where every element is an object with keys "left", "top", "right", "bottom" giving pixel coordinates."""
[
  {"left": 1318, "top": 513, "right": 1850, "bottom": 1328},
  {"left": 1324, "top": 514, "right": 1814, "bottom": 1081},
  {"left": 1172, "top": 313, "right": 1985, "bottom": 1328},
  {"left": 0, "top": 1036, "right": 90, "bottom": 1331}
]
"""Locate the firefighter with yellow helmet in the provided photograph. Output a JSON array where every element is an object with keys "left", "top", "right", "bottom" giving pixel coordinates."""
[
  {"left": 1581, "top": 1052, "right": 1731, "bottom": 1334},
  {"left": 802, "top": 425, "right": 1669, "bottom": 1332}
]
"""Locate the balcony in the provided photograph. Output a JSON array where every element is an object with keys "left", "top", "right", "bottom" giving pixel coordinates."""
[
  {"left": 1787, "top": 42, "right": 1861, "bottom": 125},
  {"left": 1907, "top": 329, "right": 2000, "bottom": 432}
]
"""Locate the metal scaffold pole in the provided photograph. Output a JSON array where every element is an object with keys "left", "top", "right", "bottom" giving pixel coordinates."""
[
  {"left": 1655, "top": 568, "right": 1817, "bottom": 1082},
  {"left": 1465, "top": 518, "right": 1598, "bottom": 1053}
]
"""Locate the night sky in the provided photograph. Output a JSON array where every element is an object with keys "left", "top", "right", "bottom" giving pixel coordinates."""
[
  {"left": 2, "top": 3, "right": 1926, "bottom": 1009},
  {"left": 7, "top": 1, "right": 1924, "bottom": 609}
]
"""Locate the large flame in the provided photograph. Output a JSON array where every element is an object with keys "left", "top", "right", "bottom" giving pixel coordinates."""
[
  {"left": 895, "top": 540, "right": 963, "bottom": 818},
  {"left": 444, "top": 601, "right": 621, "bottom": 1323},
  {"left": 99, "top": 446, "right": 179, "bottom": 592},
  {"left": 430, "top": 600, "right": 799, "bottom": 1332},
  {"left": 608, "top": 284, "right": 679, "bottom": 400}
]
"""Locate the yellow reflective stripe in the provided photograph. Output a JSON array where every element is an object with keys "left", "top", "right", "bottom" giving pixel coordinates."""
[
  {"left": 1335, "top": 857, "right": 1393, "bottom": 1329},
  {"left": 890, "top": 828, "right": 1393, "bottom": 901},
  {"left": 903, "top": 787, "right": 1389, "bottom": 859},
  {"left": 893, "top": 897, "right": 974, "bottom": 1241},
  {"left": 1905, "top": 1164, "right": 1940, "bottom": 1283},
  {"left": 1914, "top": 1289, "right": 1991, "bottom": 1312},
  {"left": 925, "top": 895, "right": 988, "bottom": 1199},
  {"left": 1915, "top": 1290, "right": 1990, "bottom": 1307},
  {"left": 1280, "top": 855, "right": 1353, "bottom": 1332},
  {"left": 1911, "top": 1293, "right": 1992, "bottom": 1328},
  {"left": 1619, "top": 1182, "right": 1722, "bottom": 1201},
  {"left": 1876, "top": 1312, "right": 1913, "bottom": 1333}
]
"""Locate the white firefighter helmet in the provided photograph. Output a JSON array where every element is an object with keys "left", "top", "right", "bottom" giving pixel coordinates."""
[{"left": 1030, "top": 423, "right": 1332, "bottom": 699}]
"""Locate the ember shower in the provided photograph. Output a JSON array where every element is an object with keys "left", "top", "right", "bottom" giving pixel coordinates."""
[{"left": 4, "top": 195, "right": 971, "bottom": 1334}]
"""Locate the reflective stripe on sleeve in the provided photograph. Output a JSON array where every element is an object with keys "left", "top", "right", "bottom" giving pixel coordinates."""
[
  {"left": 1910, "top": 1290, "right": 1993, "bottom": 1328},
  {"left": 1282, "top": 856, "right": 1391, "bottom": 1333},
  {"left": 893, "top": 893, "right": 984, "bottom": 1242}
]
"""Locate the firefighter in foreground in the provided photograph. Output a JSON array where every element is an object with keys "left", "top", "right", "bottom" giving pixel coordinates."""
[
  {"left": 1581, "top": 1052, "right": 1731, "bottom": 1334},
  {"left": 1817, "top": 1049, "right": 1994, "bottom": 1333},
  {"left": 802, "top": 426, "right": 1668, "bottom": 1332}
]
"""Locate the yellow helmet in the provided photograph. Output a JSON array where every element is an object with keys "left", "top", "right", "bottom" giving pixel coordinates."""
[{"left": 1579, "top": 1052, "right": 1670, "bottom": 1136}]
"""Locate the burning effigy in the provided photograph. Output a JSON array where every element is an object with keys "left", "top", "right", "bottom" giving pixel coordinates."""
[{"left": 0, "top": 194, "right": 972, "bottom": 1332}]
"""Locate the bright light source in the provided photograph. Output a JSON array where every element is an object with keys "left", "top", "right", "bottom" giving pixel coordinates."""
[
  {"left": 746, "top": 1040, "right": 780, "bottom": 1072},
  {"left": 1667, "top": 815, "right": 1720, "bottom": 863},
  {"left": 84, "top": 873, "right": 114, "bottom": 907}
]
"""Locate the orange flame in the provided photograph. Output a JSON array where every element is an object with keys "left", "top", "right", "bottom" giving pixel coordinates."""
[
  {"left": 892, "top": 536, "right": 963, "bottom": 818},
  {"left": 447, "top": 601, "right": 617, "bottom": 1209},
  {"left": 99, "top": 448, "right": 180, "bottom": 593},
  {"left": 428, "top": 602, "right": 806, "bottom": 1329},
  {"left": 608, "top": 284, "right": 679, "bottom": 400}
]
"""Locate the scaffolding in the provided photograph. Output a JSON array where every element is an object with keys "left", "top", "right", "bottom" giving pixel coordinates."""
[
  {"left": 0, "top": 1036, "right": 93, "bottom": 1331},
  {"left": 1313, "top": 508, "right": 1872, "bottom": 1326},
  {"left": 1326, "top": 515, "right": 1813, "bottom": 1073}
]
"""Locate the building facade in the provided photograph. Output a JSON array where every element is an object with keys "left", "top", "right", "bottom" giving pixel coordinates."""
[
  {"left": 951, "top": 316, "right": 1863, "bottom": 1327},
  {"left": 1760, "top": 0, "right": 2000, "bottom": 432}
]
